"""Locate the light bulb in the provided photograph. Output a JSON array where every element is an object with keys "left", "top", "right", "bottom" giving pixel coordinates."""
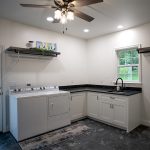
[
  {"left": 61, "top": 14, "right": 67, "bottom": 24},
  {"left": 67, "top": 11, "right": 74, "bottom": 21},
  {"left": 46, "top": 17, "right": 54, "bottom": 22},
  {"left": 54, "top": 9, "right": 61, "bottom": 20},
  {"left": 83, "top": 29, "right": 90, "bottom": 33},
  {"left": 117, "top": 25, "right": 124, "bottom": 29}
]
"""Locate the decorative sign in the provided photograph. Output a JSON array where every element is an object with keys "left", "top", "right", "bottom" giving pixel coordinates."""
[{"left": 36, "top": 41, "right": 57, "bottom": 51}]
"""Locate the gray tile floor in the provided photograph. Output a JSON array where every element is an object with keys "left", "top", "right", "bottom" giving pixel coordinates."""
[
  {"left": 1, "top": 119, "right": 150, "bottom": 150},
  {"left": 0, "top": 132, "right": 21, "bottom": 150}
]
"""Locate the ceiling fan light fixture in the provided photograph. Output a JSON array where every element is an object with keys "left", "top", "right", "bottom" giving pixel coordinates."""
[
  {"left": 67, "top": 11, "right": 74, "bottom": 21},
  {"left": 60, "top": 14, "right": 67, "bottom": 24},
  {"left": 54, "top": 9, "right": 61, "bottom": 20}
]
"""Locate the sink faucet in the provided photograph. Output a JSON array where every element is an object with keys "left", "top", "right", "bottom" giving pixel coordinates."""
[{"left": 115, "top": 78, "right": 124, "bottom": 91}]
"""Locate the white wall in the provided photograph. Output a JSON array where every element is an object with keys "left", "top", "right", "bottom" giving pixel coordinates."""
[
  {"left": 87, "top": 23, "right": 150, "bottom": 125},
  {"left": 0, "top": 18, "right": 88, "bottom": 131},
  {"left": 0, "top": 18, "right": 88, "bottom": 86}
]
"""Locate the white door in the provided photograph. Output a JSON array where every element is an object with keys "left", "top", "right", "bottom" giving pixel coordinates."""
[
  {"left": 100, "top": 96, "right": 113, "bottom": 123},
  {"left": 0, "top": 46, "right": 2, "bottom": 132},
  {"left": 70, "top": 93, "right": 86, "bottom": 120},
  {"left": 48, "top": 94, "right": 69, "bottom": 117},
  {"left": 112, "top": 99, "right": 127, "bottom": 127},
  {"left": 87, "top": 92, "right": 99, "bottom": 119}
]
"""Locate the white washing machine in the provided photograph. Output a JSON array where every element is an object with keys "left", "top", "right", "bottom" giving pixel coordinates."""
[{"left": 9, "top": 86, "right": 71, "bottom": 141}]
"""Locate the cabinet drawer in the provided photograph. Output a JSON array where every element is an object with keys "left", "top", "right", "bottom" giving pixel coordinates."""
[
  {"left": 47, "top": 113, "right": 70, "bottom": 131},
  {"left": 101, "top": 95, "right": 126, "bottom": 103}
]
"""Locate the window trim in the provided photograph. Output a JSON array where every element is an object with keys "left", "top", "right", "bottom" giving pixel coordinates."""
[{"left": 115, "top": 45, "right": 142, "bottom": 84}]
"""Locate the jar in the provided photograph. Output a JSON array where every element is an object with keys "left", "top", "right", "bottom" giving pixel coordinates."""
[{"left": 26, "top": 41, "right": 34, "bottom": 48}]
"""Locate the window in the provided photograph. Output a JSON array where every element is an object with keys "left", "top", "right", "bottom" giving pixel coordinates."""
[{"left": 117, "top": 47, "right": 140, "bottom": 82}]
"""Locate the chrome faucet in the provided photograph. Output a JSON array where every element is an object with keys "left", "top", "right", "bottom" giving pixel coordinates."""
[{"left": 115, "top": 78, "right": 124, "bottom": 91}]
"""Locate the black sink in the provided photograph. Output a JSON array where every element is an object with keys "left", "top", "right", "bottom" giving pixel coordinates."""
[{"left": 107, "top": 90, "right": 126, "bottom": 94}]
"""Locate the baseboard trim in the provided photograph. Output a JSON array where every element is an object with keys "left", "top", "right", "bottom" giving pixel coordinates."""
[
  {"left": 141, "top": 120, "right": 150, "bottom": 127},
  {"left": 71, "top": 116, "right": 87, "bottom": 123}
]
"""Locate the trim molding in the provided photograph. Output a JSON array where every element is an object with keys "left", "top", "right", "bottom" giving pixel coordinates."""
[{"left": 141, "top": 120, "right": 150, "bottom": 127}]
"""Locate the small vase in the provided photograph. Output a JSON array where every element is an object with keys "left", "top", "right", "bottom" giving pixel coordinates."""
[{"left": 26, "top": 41, "right": 34, "bottom": 48}]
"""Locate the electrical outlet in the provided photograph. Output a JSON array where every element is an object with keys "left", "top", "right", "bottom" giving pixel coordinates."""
[{"left": 26, "top": 83, "right": 31, "bottom": 87}]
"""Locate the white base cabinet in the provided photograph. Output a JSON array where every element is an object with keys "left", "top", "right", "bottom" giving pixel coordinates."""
[
  {"left": 70, "top": 92, "right": 86, "bottom": 121},
  {"left": 100, "top": 95, "right": 127, "bottom": 128},
  {"left": 87, "top": 92, "right": 141, "bottom": 132}
]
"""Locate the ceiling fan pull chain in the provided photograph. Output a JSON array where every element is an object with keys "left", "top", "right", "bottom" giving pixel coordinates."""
[{"left": 62, "top": 24, "right": 65, "bottom": 34}]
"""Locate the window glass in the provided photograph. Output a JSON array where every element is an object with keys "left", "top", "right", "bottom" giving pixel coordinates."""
[{"left": 117, "top": 48, "right": 139, "bottom": 82}]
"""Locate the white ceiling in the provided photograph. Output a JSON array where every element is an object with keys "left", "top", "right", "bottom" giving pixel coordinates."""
[{"left": 0, "top": 0, "right": 150, "bottom": 39}]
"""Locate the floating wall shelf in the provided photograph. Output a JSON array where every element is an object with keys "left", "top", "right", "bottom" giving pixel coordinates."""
[
  {"left": 5, "top": 47, "right": 61, "bottom": 59},
  {"left": 138, "top": 47, "right": 150, "bottom": 53}
]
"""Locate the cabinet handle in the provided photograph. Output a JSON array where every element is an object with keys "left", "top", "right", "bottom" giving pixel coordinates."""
[
  {"left": 110, "top": 104, "right": 114, "bottom": 109},
  {"left": 51, "top": 103, "right": 54, "bottom": 108},
  {"left": 97, "top": 96, "right": 98, "bottom": 100},
  {"left": 70, "top": 96, "right": 72, "bottom": 101},
  {"left": 112, "top": 104, "right": 114, "bottom": 109}
]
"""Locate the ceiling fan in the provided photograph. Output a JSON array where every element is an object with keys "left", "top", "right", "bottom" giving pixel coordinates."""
[{"left": 20, "top": 0, "right": 104, "bottom": 24}]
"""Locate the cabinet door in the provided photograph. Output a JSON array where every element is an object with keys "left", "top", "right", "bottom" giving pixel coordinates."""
[
  {"left": 48, "top": 94, "right": 69, "bottom": 117},
  {"left": 112, "top": 99, "right": 127, "bottom": 127},
  {"left": 100, "top": 96, "right": 113, "bottom": 123},
  {"left": 70, "top": 93, "right": 86, "bottom": 120},
  {"left": 18, "top": 96, "right": 47, "bottom": 140},
  {"left": 87, "top": 92, "right": 99, "bottom": 119}
]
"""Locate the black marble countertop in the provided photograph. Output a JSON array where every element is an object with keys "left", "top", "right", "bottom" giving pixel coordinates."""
[{"left": 59, "top": 84, "right": 142, "bottom": 96}]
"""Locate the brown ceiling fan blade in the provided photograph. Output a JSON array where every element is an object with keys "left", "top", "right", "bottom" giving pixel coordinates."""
[
  {"left": 73, "top": 0, "right": 103, "bottom": 7},
  {"left": 74, "top": 9, "right": 94, "bottom": 22},
  {"left": 54, "top": 0, "right": 64, "bottom": 7},
  {"left": 20, "top": 4, "right": 56, "bottom": 9}
]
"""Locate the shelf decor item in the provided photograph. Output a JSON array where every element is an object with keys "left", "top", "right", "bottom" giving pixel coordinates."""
[
  {"left": 27, "top": 41, "right": 34, "bottom": 48},
  {"left": 36, "top": 41, "right": 57, "bottom": 52}
]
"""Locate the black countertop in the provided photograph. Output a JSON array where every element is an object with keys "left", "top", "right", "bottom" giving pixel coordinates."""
[{"left": 59, "top": 84, "right": 142, "bottom": 96}]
